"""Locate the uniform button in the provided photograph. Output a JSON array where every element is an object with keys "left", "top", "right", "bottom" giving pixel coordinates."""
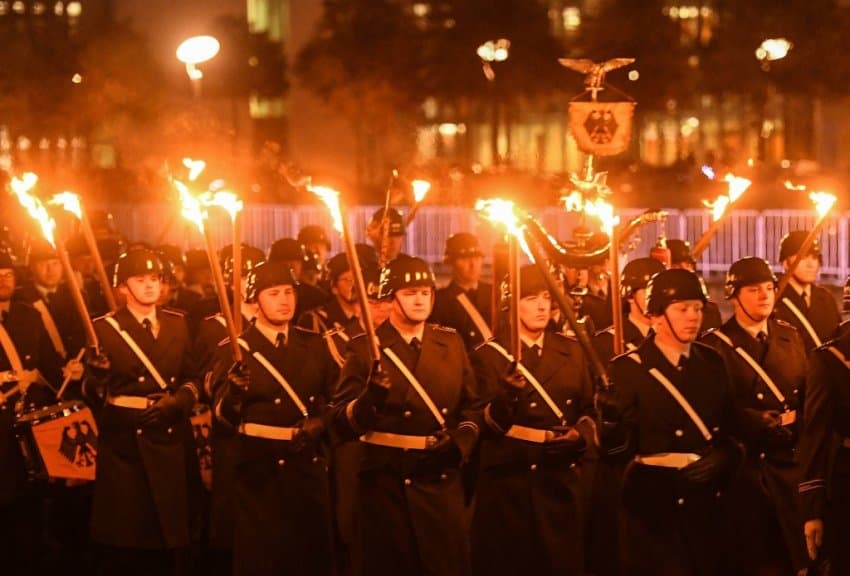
[
  {"left": 167, "top": 427, "right": 173, "bottom": 434},
  {"left": 24, "top": 355, "right": 31, "bottom": 361},
  {"left": 312, "top": 456, "right": 319, "bottom": 463},
  {"left": 469, "top": 331, "right": 475, "bottom": 337},
  {"left": 529, "top": 402, "right": 538, "bottom": 409},
  {"left": 309, "top": 396, "right": 315, "bottom": 403},
  {"left": 756, "top": 393, "right": 764, "bottom": 401},
  {"left": 440, "top": 473, "right": 448, "bottom": 481},
  {"left": 404, "top": 478, "right": 412, "bottom": 486},
  {"left": 1, "top": 404, "right": 6, "bottom": 411},
  {"left": 441, "top": 408, "right": 448, "bottom": 415},
  {"left": 713, "top": 426, "right": 720, "bottom": 433},
  {"left": 677, "top": 497, "right": 685, "bottom": 506},
  {"left": 403, "top": 410, "right": 412, "bottom": 418},
  {"left": 565, "top": 399, "right": 573, "bottom": 406},
  {"left": 277, "top": 459, "right": 285, "bottom": 466},
  {"left": 569, "top": 463, "right": 576, "bottom": 469},
  {"left": 793, "top": 389, "right": 799, "bottom": 395},
  {"left": 675, "top": 429, "right": 684, "bottom": 438},
  {"left": 530, "top": 464, "right": 538, "bottom": 471},
  {"left": 170, "top": 377, "right": 176, "bottom": 383},
  {"left": 136, "top": 428, "right": 143, "bottom": 436},
  {"left": 715, "top": 490, "right": 722, "bottom": 499},
  {"left": 137, "top": 376, "right": 145, "bottom": 383},
  {"left": 274, "top": 398, "right": 282, "bottom": 405},
  {"left": 759, "top": 452, "right": 766, "bottom": 460}
]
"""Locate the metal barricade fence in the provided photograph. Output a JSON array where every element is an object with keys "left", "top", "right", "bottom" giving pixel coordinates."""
[{"left": 111, "top": 204, "right": 850, "bottom": 285}]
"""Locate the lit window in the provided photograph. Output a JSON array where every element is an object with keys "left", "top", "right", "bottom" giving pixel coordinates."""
[
  {"left": 66, "top": 1, "right": 81, "bottom": 17},
  {"left": 17, "top": 136, "right": 31, "bottom": 151},
  {"left": 54, "top": 1, "right": 63, "bottom": 15},
  {"left": 56, "top": 138, "right": 68, "bottom": 150},
  {"left": 412, "top": 2, "right": 429, "bottom": 18},
  {"left": 39, "top": 138, "right": 50, "bottom": 150},
  {"left": 32, "top": 2, "right": 45, "bottom": 14},
  {"left": 12, "top": 1, "right": 25, "bottom": 14},
  {"left": 562, "top": 7, "right": 581, "bottom": 31},
  {"left": 0, "top": 2, "right": 8, "bottom": 15}
]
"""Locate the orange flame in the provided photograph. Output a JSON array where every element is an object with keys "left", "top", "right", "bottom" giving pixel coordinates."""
[
  {"left": 182, "top": 157, "right": 206, "bottom": 182},
  {"left": 309, "top": 185, "right": 344, "bottom": 234},
  {"left": 48, "top": 191, "right": 83, "bottom": 220},
  {"left": 200, "top": 182, "right": 243, "bottom": 222},
  {"left": 411, "top": 179, "right": 431, "bottom": 204},
  {"left": 175, "top": 179, "right": 207, "bottom": 235},
  {"left": 810, "top": 191, "right": 837, "bottom": 219},
  {"left": 9, "top": 173, "right": 56, "bottom": 247},
  {"left": 702, "top": 173, "right": 751, "bottom": 222},
  {"left": 475, "top": 199, "right": 534, "bottom": 261},
  {"left": 561, "top": 192, "right": 620, "bottom": 236}
]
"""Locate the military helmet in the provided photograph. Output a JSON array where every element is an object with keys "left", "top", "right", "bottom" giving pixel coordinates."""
[
  {"left": 645, "top": 269, "right": 707, "bottom": 316},
  {"left": 499, "top": 264, "right": 550, "bottom": 311},
  {"left": 221, "top": 244, "right": 266, "bottom": 284},
  {"left": 621, "top": 257, "right": 666, "bottom": 299},
  {"left": 267, "top": 238, "right": 309, "bottom": 264},
  {"left": 724, "top": 257, "right": 777, "bottom": 300},
  {"left": 113, "top": 249, "right": 164, "bottom": 287},
  {"left": 444, "top": 232, "right": 483, "bottom": 261},
  {"left": 297, "top": 225, "right": 331, "bottom": 250},
  {"left": 326, "top": 244, "right": 378, "bottom": 285},
  {"left": 779, "top": 230, "right": 821, "bottom": 263},
  {"left": 369, "top": 207, "right": 405, "bottom": 237},
  {"left": 666, "top": 239, "right": 696, "bottom": 266},
  {"left": 377, "top": 256, "right": 435, "bottom": 300},
  {"left": 245, "top": 260, "right": 299, "bottom": 303}
]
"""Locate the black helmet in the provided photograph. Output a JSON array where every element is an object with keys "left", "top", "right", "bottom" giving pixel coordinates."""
[
  {"left": 377, "top": 256, "right": 435, "bottom": 300},
  {"left": 156, "top": 244, "right": 185, "bottom": 267},
  {"left": 369, "top": 207, "right": 405, "bottom": 237},
  {"left": 26, "top": 238, "right": 58, "bottom": 265},
  {"left": 843, "top": 276, "right": 850, "bottom": 313},
  {"left": 267, "top": 238, "right": 309, "bottom": 264},
  {"left": 621, "top": 258, "right": 666, "bottom": 299},
  {"left": 645, "top": 269, "right": 707, "bottom": 316},
  {"left": 666, "top": 239, "right": 696, "bottom": 266},
  {"left": 245, "top": 260, "right": 299, "bottom": 302},
  {"left": 297, "top": 225, "right": 331, "bottom": 250},
  {"left": 444, "top": 232, "right": 483, "bottom": 261},
  {"left": 326, "top": 244, "right": 378, "bottom": 285},
  {"left": 185, "top": 249, "right": 210, "bottom": 272},
  {"left": 499, "top": 265, "right": 550, "bottom": 311},
  {"left": 779, "top": 230, "right": 821, "bottom": 263},
  {"left": 724, "top": 257, "right": 777, "bottom": 300},
  {"left": 0, "top": 250, "right": 16, "bottom": 271},
  {"left": 113, "top": 249, "right": 164, "bottom": 287},
  {"left": 221, "top": 244, "right": 266, "bottom": 284}
]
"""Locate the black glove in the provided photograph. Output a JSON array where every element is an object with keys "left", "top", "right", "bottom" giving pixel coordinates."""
[
  {"left": 543, "top": 426, "right": 587, "bottom": 458},
  {"left": 364, "top": 360, "right": 391, "bottom": 409},
  {"left": 422, "top": 430, "right": 462, "bottom": 470},
  {"left": 760, "top": 410, "right": 795, "bottom": 450},
  {"left": 85, "top": 351, "right": 111, "bottom": 380},
  {"left": 680, "top": 448, "right": 729, "bottom": 484},
  {"left": 291, "top": 417, "right": 325, "bottom": 452},
  {"left": 499, "top": 361, "right": 527, "bottom": 394},
  {"left": 225, "top": 362, "right": 251, "bottom": 405},
  {"left": 140, "top": 386, "right": 195, "bottom": 427}
]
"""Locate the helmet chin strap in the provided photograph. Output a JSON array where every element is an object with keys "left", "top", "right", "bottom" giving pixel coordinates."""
[
  {"left": 734, "top": 293, "right": 764, "bottom": 325},
  {"left": 662, "top": 311, "right": 691, "bottom": 345}
]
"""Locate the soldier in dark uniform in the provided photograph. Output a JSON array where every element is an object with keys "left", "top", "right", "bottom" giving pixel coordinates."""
[
  {"left": 365, "top": 207, "right": 406, "bottom": 264},
  {"left": 469, "top": 265, "right": 595, "bottom": 576},
  {"left": 0, "top": 250, "right": 65, "bottom": 572},
  {"left": 157, "top": 245, "right": 203, "bottom": 315},
  {"left": 213, "top": 260, "right": 338, "bottom": 576},
  {"left": 666, "top": 239, "right": 723, "bottom": 331},
  {"left": 67, "top": 234, "right": 122, "bottom": 318},
  {"left": 606, "top": 269, "right": 742, "bottom": 575},
  {"left": 430, "top": 233, "right": 493, "bottom": 351},
  {"left": 702, "top": 257, "right": 808, "bottom": 574},
  {"left": 267, "top": 238, "right": 327, "bottom": 323},
  {"left": 331, "top": 256, "right": 483, "bottom": 576},
  {"left": 298, "top": 225, "right": 332, "bottom": 288},
  {"left": 579, "top": 232, "right": 613, "bottom": 331},
  {"left": 86, "top": 249, "right": 200, "bottom": 576},
  {"left": 798, "top": 284, "right": 850, "bottom": 573},
  {"left": 774, "top": 231, "right": 841, "bottom": 351}
]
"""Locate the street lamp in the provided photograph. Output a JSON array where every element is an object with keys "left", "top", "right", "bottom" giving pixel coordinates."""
[
  {"left": 477, "top": 38, "right": 510, "bottom": 166},
  {"left": 755, "top": 38, "right": 792, "bottom": 70},
  {"left": 176, "top": 35, "right": 220, "bottom": 97},
  {"left": 755, "top": 38, "right": 792, "bottom": 163}
]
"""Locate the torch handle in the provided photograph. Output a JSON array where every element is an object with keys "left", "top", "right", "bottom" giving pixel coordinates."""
[
  {"left": 609, "top": 227, "right": 625, "bottom": 356},
  {"left": 691, "top": 215, "right": 724, "bottom": 260},
  {"left": 404, "top": 203, "right": 421, "bottom": 228},
  {"left": 341, "top": 207, "right": 381, "bottom": 363},
  {"left": 80, "top": 212, "right": 118, "bottom": 313},
  {"left": 508, "top": 236, "right": 521, "bottom": 362},
  {"left": 55, "top": 237, "right": 99, "bottom": 352},
  {"left": 776, "top": 217, "right": 829, "bottom": 297},
  {"left": 232, "top": 214, "right": 243, "bottom": 335},
  {"left": 203, "top": 229, "right": 242, "bottom": 363}
]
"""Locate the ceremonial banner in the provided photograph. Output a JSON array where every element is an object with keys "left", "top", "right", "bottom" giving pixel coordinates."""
[{"left": 568, "top": 100, "right": 636, "bottom": 156}]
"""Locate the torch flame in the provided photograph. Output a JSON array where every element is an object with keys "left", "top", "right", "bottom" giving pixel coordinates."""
[
  {"left": 182, "top": 157, "right": 207, "bottom": 182},
  {"left": 562, "top": 191, "right": 583, "bottom": 213},
  {"left": 9, "top": 173, "right": 56, "bottom": 247},
  {"left": 309, "top": 185, "right": 344, "bottom": 234},
  {"left": 723, "top": 173, "right": 751, "bottom": 203},
  {"left": 784, "top": 180, "right": 807, "bottom": 191},
  {"left": 411, "top": 179, "right": 431, "bottom": 204},
  {"left": 561, "top": 192, "right": 620, "bottom": 237},
  {"left": 810, "top": 191, "right": 837, "bottom": 219},
  {"left": 702, "top": 196, "right": 730, "bottom": 222},
  {"left": 48, "top": 191, "right": 83, "bottom": 220},
  {"left": 700, "top": 172, "right": 751, "bottom": 222},
  {"left": 201, "top": 189, "right": 243, "bottom": 222},
  {"left": 175, "top": 179, "right": 208, "bottom": 235},
  {"left": 475, "top": 199, "right": 534, "bottom": 261}
]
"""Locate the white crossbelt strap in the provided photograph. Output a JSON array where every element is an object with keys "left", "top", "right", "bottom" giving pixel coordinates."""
[
  {"left": 382, "top": 347, "right": 446, "bottom": 429},
  {"left": 485, "top": 341, "right": 565, "bottom": 423},
  {"left": 323, "top": 331, "right": 346, "bottom": 368},
  {"left": 826, "top": 345, "right": 850, "bottom": 370},
  {"left": 214, "top": 314, "right": 227, "bottom": 329},
  {"left": 782, "top": 297, "right": 822, "bottom": 347},
  {"left": 104, "top": 316, "right": 168, "bottom": 390},
  {"left": 33, "top": 300, "right": 67, "bottom": 358},
  {"left": 237, "top": 338, "right": 308, "bottom": 417},
  {"left": 0, "top": 321, "right": 24, "bottom": 374},
  {"left": 712, "top": 330, "right": 786, "bottom": 405},
  {"left": 455, "top": 292, "right": 493, "bottom": 341},
  {"left": 627, "top": 353, "right": 713, "bottom": 442}
]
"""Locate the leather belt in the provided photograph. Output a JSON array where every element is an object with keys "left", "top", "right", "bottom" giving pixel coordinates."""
[
  {"left": 360, "top": 431, "right": 435, "bottom": 450},
  {"left": 107, "top": 395, "right": 154, "bottom": 410},
  {"left": 239, "top": 422, "right": 298, "bottom": 441},
  {"left": 505, "top": 424, "right": 551, "bottom": 444},
  {"left": 635, "top": 452, "right": 702, "bottom": 469}
]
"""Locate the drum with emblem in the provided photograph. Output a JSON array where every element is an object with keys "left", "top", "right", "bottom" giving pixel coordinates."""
[
  {"left": 14, "top": 400, "right": 98, "bottom": 481},
  {"left": 191, "top": 402, "right": 213, "bottom": 490}
]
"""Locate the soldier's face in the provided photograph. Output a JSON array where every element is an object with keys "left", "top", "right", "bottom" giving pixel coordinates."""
[
  {"left": 392, "top": 286, "right": 433, "bottom": 324},
  {"left": 0, "top": 269, "right": 15, "bottom": 302},
  {"left": 332, "top": 271, "right": 357, "bottom": 304},
  {"left": 519, "top": 291, "right": 551, "bottom": 332},
  {"left": 31, "top": 258, "right": 63, "bottom": 288},
  {"left": 654, "top": 300, "right": 703, "bottom": 343},
  {"left": 369, "top": 298, "right": 391, "bottom": 325},
  {"left": 122, "top": 274, "right": 161, "bottom": 306},
  {"left": 257, "top": 284, "right": 296, "bottom": 326},
  {"left": 305, "top": 243, "right": 328, "bottom": 265},
  {"left": 787, "top": 254, "right": 820, "bottom": 285},
  {"left": 631, "top": 289, "right": 648, "bottom": 316},
  {"left": 452, "top": 256, "right": 482, "bottom": 285},
  {"left": 735, "top": 281, "right": 775, "bottom": 321}
]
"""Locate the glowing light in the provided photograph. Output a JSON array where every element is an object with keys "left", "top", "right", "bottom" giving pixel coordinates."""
[
  {"left": 175, "top": 179, "right": 207, "bottom": 235},
  {"left": 411, "top": 179, "right": 431, "bottom": 203},
  {"left": 756, "top": 38, "right": 792, "bottom": 62},
  {"left": 48, "top": 191, "right": 83, "bottom": 220},
  {"left": 810, "top": 192, "right": 837, "bottom": 219},
  {"left": 71, "top": 73, "right": 82, "bottom": 84},
  {"left": 560, "top": 192, "right": 620, "bottom": 237},
  {"left": 182, "top": 157, "right": 206, "bottom": 182},
  {"left": 309, "top": 185, "right": 344, "bottom": 234},
  {"left": 477, "top": 39, "right": 511, "bottom": 63},
  {"left": 176, "top": 36, "right": 220, "bottom": 66},
  {"left": 9, "top": 173, "right": 56, "bottom": 247},
  {"left": 724, "top": 173, "right": 751, "bottom": 203},
  {"left": 475, "top": 199, "right": 534, "bottom": 261},
  {"left": 200, "top": 189, "right": 243, "bottom": 222},
  {"left": 701, "top": 172, "right": 751, "bottom": 221}
]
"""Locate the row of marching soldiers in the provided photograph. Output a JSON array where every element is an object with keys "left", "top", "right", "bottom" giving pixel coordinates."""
[{"left": 0, "top": 204, "right": 848, "bottom": 576}]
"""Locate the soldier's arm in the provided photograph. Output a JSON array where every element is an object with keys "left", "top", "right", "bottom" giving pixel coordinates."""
[
  {"left": 573, "top": 352, "right": 599, "bottom": 448},
  {"left": 452, "top": 345, "right": 483, "bottom": 461},
  {"left": 797, "top": 348, "right": 834, "bottom": 522},
  {"left": 211, "top": 339, "right": 241, "bottom": 428},
  {"left": 606, "top": 358, "right": 638, "bottom": 458},
  {"left": 329, "top": 336, "right": 373, "bottom": 441}
]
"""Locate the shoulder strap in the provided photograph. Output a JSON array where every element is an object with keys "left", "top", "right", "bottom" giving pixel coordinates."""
[
  {"left": 781, "top": 297, "right": 822, "bottom": 347},
  {"left": 485, "top": 340, "right": 565, "bottom": 423},
  {"left": 104, "top": 316, "right": 168, "bottom": 390},
  {"left": 626, "top": 352, "right": 713, "bottom": 441},
  {"left": 213, "top": 314, "right": 227, "bottom": 329},
  {"left": 0, "top": 321, "right": 24, "bottom": 373},
  {"left": 237, "top": 338, "right": 309, "bottom": 417},
  {"left": 32, "top": 300, "right": 67, "bottom": 358},
  {"left": 323, "top": 331, "right": 346, "bottom": 368},
  {"left": 382, "top": 346, "right": 446, "bottom": 429},
  {"left": 826, "top": 345, "right": 850, "bottom": 370},
  {"left": 713, "top": 330, "right": 786, "bottom": 406},
  {"left": 455, "top": 292, "right": 493, "bottom": 341}
]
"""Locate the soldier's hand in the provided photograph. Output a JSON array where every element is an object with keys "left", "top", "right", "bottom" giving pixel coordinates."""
[
  {"left": 140, "top": 393, "right": 182, "bottom": 427},
  {"left": 292, "top": 417, "right": 325, "bottom": 452},
  {"left": 423, "top": 430, "right": 462, "bottom": 468},
  {"left": 544, "top": 426, "right": 587, "bottom": 458},
  {"left": 805, "top": 519, "right": 824, "bottom": 561},
  {"left": 762, "top": 410, "right": 794, "bottom": 449},
  {"left": 364, "top": 360, "right": 391, "bottom": 410},
  {"left": 85, "top": 352, "right": 111, "bottom": 379},
  {"left": 227, "top": 362, "right": 251, "bottom": 397},
  {"left": 63, "top": 359, "right": 85, "bottom": 382},
  {"left": 680, "top": 448, "right": 729, "bottom": 484},
  {"left": 499, "top": 361, "right": 527, "bottom": 392}
]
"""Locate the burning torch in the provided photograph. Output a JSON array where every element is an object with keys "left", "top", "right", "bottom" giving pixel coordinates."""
[
  {"left": 691, "top": 171, "right": 752, "bottom": 259},
  {"left": 404, "top": 179, "right": 431, "bottom": 228},
  {"left": 201, "top": 184, "right": 244, "bottom": 333}
]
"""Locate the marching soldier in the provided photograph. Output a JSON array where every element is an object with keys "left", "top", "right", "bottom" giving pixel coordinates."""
[
  {"left": 665, "top": 239, "right": 723, "bottom": 331},
  {"left": 331, "top": 256, "right": 483, "bottom": 576},
  {"left": 606, "top": 269, "right": 742, "bottom": 575},
  {"left": 297, "top": 225, "right": 332, "bottom": 288},
  {"left": 430, "top": 233, "right": 493, "bottom": 351},
  {"left": 798, "top": 281, "right": 850, "bottom": 574},
  {"left": 267, "top": 238, "right": 327, "bottom": 322},
  {"left": 774, "top": 231, "right": 841, "bottom": 351},
  {"left": 213, "top": 260, "right": 338, "bottom": 576},
  {"left": 702, "top": 257, "right": 808, "bottom": 574},
  {"left": 86, "top": 249, "right": 200, "bottom": 575},
  {"left": 469, "top": 265, "right": 595, "bottom": 576},
  {"left": 579, "top": 232, "right": 613, "bottom": 331}
]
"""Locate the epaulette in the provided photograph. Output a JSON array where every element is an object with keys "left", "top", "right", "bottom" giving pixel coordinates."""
[
  {"left": 203, "top": 312, "right": 224, "bottom": 322},
  {"left": 317, "top": 309, "right": 329, "bottom": 320},
  {"left": 472, "top": 337, "right": 496, "bottom": 353},
  {"left": 429, "top": 324, "right": 457, "bottom": 334},
  {"left": 293, "top": 325, "right": 317, "bottom": 335},
  {"left": 160, "top": 307, "right": 185, "bottom": 317},
  {"left": 772, "top": 318, "right": 796, "bottom": 331}
]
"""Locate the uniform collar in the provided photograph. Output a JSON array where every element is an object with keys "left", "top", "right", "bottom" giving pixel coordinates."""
[
  {"left": 126, "top": 305, "right": 158, "bottom": 330},
  {"left": 653, "top": 336, "right": 690, "bottom": 367},
  {"left": 388, "top": 318, "right": 424, "bottom": 345},
  {"left": 520, "top": 332, "right": 545, "bottom": 350},
  {"left": 254, "top": 319, "right": 288, "bottom": 347}
]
